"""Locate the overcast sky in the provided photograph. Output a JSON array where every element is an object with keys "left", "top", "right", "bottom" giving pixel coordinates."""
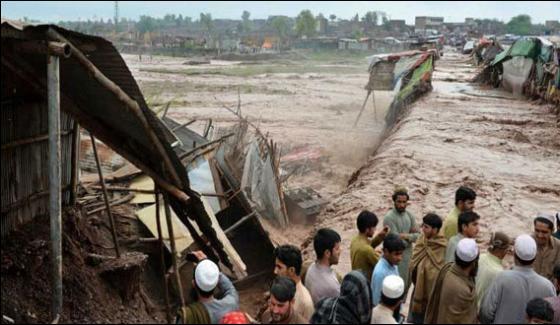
[{"left": 1, "top": 1, "right": 559, "bottom": 24}]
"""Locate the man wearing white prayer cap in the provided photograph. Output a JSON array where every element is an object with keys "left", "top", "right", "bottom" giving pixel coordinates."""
[
  {"left": 371, "top": 275, "right": 405, "bottom": 324},
  {"left": 178, "top": 251, "right": 240, "bottom": 324},
  {"left": 480, "top": 234, "right": 556, "bottom": 324},
  {"left": 424, "top": 238, "right": 479, "bottom": 324}
]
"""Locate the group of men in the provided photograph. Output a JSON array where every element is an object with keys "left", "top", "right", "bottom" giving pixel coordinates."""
[{"left": 177, "top": 186, "right": 559, "bottom": 324}]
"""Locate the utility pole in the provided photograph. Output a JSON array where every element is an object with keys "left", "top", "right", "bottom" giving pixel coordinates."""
[{"left": 114, "top": 1, "right": 119, "bottom": 32}]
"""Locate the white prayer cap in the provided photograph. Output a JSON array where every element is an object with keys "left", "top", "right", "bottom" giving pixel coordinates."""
[
  {"left": 195, "top": 259, "right": 220, "bottom": 292},
  {"left": 514, "top": 234, "right": 537, "bottom": 261},
  {"left": 382, "top": 275, "right": 405, "bottom": 299},
  {"left": 456, "top": 238, "right": 479, "bottom": 262},
  {"left": 536, "top": 212, "right": 555, "bottom": 225}
]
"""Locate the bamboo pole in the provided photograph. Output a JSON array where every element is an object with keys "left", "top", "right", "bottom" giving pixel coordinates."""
[
  {"left": 69, "top": 122, "right": 80, "bottom": 205},
  {"left": 90, "top": 134, "right": 121, "bottom": 258},
  {"left": 162, "top": 192, "right": 186, "bottom": 307},
  {"left": 154, "top": 188, "right": 172, "bottom": 323},
  {"left": 353, "top": 90, "right": 372, "bottom": 127}
]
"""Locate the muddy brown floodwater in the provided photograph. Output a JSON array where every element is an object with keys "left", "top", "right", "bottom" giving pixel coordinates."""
[
  {"left": 125, "top": 53, "right": 392, "bottom": 201},
  {"left": 303, "top": 50, "right": 559, "bottom": 314}
]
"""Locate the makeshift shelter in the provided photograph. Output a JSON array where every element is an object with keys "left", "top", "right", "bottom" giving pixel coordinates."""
[
  {"left": 473, "top": 36, "right": 560, "bottom": 106},
  {"left": 357, "top": 50, "right": 436, "bottom": 126}
]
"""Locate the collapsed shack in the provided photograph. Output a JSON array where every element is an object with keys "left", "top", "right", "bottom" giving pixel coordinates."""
[
  {"left": 473, "top": 36, "right": 560, "bottom": 110},
  {"left": 471, "top": 37, "right": 504, "bottom": 67},
  {"left": 0, "top": 19, "right": 283, "bottom": 323},
  {"left": 356, "top": 49, "right": 436, "bottom": 127}
]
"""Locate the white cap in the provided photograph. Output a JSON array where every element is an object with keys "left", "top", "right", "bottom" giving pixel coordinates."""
[
  {"left": 194, "top": 259, "right": 220, "bottom": 292},
  {"left": 514, "top": 234, "right": 537, "bottom": 261},
  {"left": 536, "top": 212, "right": 555, "bottom": 226},
  {"left": 382, "top": 275, "right": 405, "bottom": 299},
  {"left": 456, "top": 238, "right": 479, "bottom": 262}
]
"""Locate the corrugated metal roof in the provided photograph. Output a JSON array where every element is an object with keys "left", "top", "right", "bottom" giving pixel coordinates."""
[{"left": 1, "top": 21, "right": 235, "bottom": 270}]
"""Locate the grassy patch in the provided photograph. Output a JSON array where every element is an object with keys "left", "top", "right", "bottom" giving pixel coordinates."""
[
  {"left": 139, "top": 79, "right": 295, "bottom": 105},
  {"left": 140, "top": 63, "right": 364, "bottom": 77}
]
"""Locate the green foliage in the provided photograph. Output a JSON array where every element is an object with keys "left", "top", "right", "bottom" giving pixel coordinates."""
[
  {"left": 137, "top": 15, "right": 155, "bottom": 34},
  {"left": 241, "top": 10, "right": 252, "bottom": 33},
  {"left": 361, "top": 11, "right": 378, "bottom": 27},
  {"left": 507, "top": 14, "right": 532, "bottom": 35},
  {"left": 295, "top": 10, "right": 317, "bottom": 38},
  {"left": 271, "top": 16, "right": 290, "bottom": 39}
]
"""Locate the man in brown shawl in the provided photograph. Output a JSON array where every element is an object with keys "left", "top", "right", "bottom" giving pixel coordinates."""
[
  {"left": 408, "top": 213, "right": 447, "bottom": 324},
  {"left": 424, "top": 238, "right": 479, "bottom": 324}
]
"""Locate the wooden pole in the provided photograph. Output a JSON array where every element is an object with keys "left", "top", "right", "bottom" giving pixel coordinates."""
[
  {"left": 48, "top": 52, "right": 63, "bottom": 322},
  {"left": 224, "top": 211, "right": 257, "bottom": 235},
  {"left": 155, "top": 188, "right": 172, "bottom": 323},
  {"left": 372, "top": 90, "right": 378, "bottom": 122},
  {"left": 172, "top": 119, "right": 197, "bottom": 132},
  {"left": 69, "top": 122, "right": 80, "bottom": 205},
  {"left": 90, "top": 134, "right": 121, "bottom": 258},
  {"left": 162, "top": 192, "right": 186, "bottom": 307},
  {"left": 353, "top": 90, "right": 372, "bottom": 127}
]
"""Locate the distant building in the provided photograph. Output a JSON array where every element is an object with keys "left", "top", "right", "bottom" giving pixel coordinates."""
[
  {"left": 415, "top": 16, "right": 444, "bottom": 34},
  {"left": 388, "top": 19, "right": 407, "bottom": 32},
  {"left": 545, "top": 20, "right": 560, "bottom": 34},
  {"left": 316, "top": 16, "right": 329, "bottom": 35}
]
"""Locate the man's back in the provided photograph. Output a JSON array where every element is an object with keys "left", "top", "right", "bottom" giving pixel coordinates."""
[
  {"left": 480, "top": 266, "right": 556, "bottom": 324},
  {"left": 304, "top": 262, "right": 340, "bottom": 305},
  {"left": 350, "top": 234, "right": 380, "bottom": 281},
  {"left": 475, "top": 253, "right": 504, "bottom": 308},
  {"left": 202, "top": 274, "right": 240, "bottom": 324},
  {"left": 434, "top": 265, "right": 477, "bottom": 324},
  {"left": 442, "top": 207, "right": 460, "bottom": 240},
  {"left": 293, "top": 281, "right": 314, "bottom": 321},
  {"left": 445, "top": 233, "right": 464, "bottom": 263}
]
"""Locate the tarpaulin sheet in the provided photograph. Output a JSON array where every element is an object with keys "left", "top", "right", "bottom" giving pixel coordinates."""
[
  {"left": 241, "top": 141, "right": 287, "bottom": 228},
  {"left": 492, "top": 38, "right": 539, "bottom": 65},
  {"left": 493, "top": 49, "right": 510, "bottom": 65},
  {"left": 509, "top": 38, "right": 539, "bottom": 58},
  {"left": 393, "top": 54, "right": 423, "bottom": 88},
  {"left": 396, "top": 55, "right": 433, "bottom": 101},
  {"left": 502, "top": 56, "right": 533, "bottom": 95},
  {"left": 463, "top": 41, "right": 475, "bottom": 52}
]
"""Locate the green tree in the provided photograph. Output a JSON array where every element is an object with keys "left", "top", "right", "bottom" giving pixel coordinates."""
[
  {"left": 362, "top": 11, "right": 378, "bottom": 27},
  {"left": 200, "top": 12, "right": 214, "bottom": 36},
  {"left": 382, "top": 15, "right": 390, "bottom": 30},
  {"left": 137, "top": 15, "right": 155, "bottom": 35},
  {"left": 271, "top": 16, "right": 290, "bottom": 43},
  {"left": 240, "top": 10, "right": 252, "bottom": 33},
  {"left": 295, "top": 10, "right": 317, "bottom": 38},
  {"left": 329, "top": 14, "right": 337, "bottom": 22},
  {"left": 507, "top": 14, "right": 532, "bottom": 35}
]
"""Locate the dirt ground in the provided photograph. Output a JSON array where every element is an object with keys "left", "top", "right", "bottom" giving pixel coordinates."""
[{"left": 1, "top": 205, "right": 167, "bottom": 324}]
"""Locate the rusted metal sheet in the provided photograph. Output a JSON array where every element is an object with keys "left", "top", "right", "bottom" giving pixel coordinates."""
[
  {"left": 1, "top": 20, "right": 236, "bottom": 272},
  {"left": 1, "top": 97, "right": 75, "bottom": 237}
]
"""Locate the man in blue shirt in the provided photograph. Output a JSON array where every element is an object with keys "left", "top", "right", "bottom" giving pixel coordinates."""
[{"left": 371, "top": 234, "right": 406, "bottom": 306}]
